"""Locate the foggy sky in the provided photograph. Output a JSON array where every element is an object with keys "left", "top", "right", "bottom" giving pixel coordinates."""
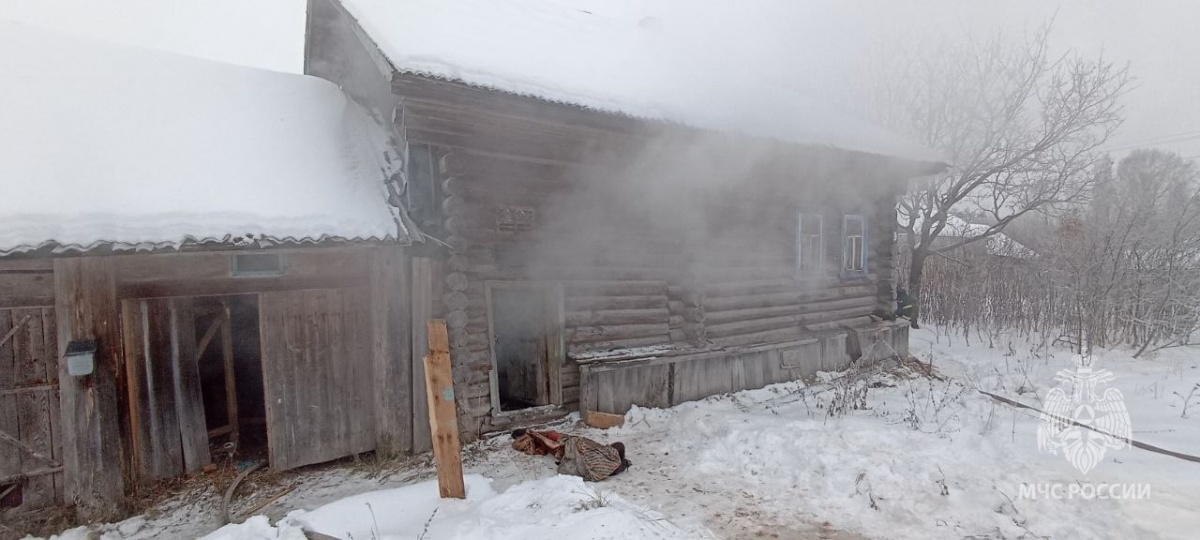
[{"left": 2, "top": 0, "right": 1197, "bottom": 159}]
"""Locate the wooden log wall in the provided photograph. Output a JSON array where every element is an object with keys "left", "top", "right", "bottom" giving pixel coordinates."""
[
  {"left": 694, "top": 198, "right": 885, "bottom": 348},
  {"left": 428, "top": 146, "right": 899, "bottom": 434},
  {"left": 433, "top": 150, "right": 689, "bottom": 435},
  {"left": 394, "top": 73, "right": 918, "bottom": 436}
]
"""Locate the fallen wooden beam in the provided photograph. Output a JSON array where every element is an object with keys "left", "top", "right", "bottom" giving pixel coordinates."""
[{"left": 584, "top": 411, "right": 626, "bottom": 429}]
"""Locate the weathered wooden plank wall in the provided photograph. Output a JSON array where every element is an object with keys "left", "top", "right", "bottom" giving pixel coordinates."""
[
  {"left": 0, "top": 305, "right": 62, "bottom": 511},
  {"left": 114, "top": 249, "right": 370, "bottom": 299},
  {"left": 0, "top": 260, "right": 54, "bottom": 309},
  {"left": 411, "top": 257, "right": 440, "bottom": 451},
  {"left": 371, "top": 247, "right": 413, "bottom": 455},
  {"left": 121, "top": 299, "right": 183, "bottom": 481},
  {"left": 430, "top": 148, "right": 693, "bottom": 433},
  {"left": 120, "top": 298, "right": 211, "bottom": 483},
  {"left": 54, "top": 257, "right": 124, "bottom": 519},
  {"left": 580, "top": 336, "right": 850, "bottom": 416},
  {"left": 260, "top": 287, "right": 375, "bottom": 471}
]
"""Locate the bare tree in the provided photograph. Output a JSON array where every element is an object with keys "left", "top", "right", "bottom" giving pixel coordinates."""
[
  {"left": 908, "top": 150, "right": 1200, "bottom": 355},
  {"left": 872, "top": 24, "right": 1130, "bottom": 327},
  {"left": 1050, "top": 150, "right": 1200, "bottom": 356}
]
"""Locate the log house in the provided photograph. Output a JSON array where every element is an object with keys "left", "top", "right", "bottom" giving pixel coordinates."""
[{"left": 307, "top": 1, "right": 943, "bottom": 439}]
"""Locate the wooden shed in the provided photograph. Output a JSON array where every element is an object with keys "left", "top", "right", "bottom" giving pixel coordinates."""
[
  {"left": 308, "top": 0, "right": 944, "bottom": 437},
  {"left": 0, "top": 23, "right": 420, "bottom": 519}
]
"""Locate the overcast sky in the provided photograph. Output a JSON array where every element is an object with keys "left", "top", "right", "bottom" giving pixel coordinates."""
[{"left": 2, "top": 0, "right": 1197, "bottom": 159}]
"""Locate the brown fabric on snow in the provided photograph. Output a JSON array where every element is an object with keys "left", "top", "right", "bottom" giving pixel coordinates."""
[{"left": 556, "top": 435, "right": 624, "bottom": 482}]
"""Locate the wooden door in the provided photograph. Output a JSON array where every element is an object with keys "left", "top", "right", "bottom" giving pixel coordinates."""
[
  {"left": 259, "top": 288, "right": 374, "bottom": 470},
  {"left": 0, "top": 307, "right": 62, "bottom": 511},
  {"left": 121, "top": 297, "right": 211, "bottom": 481}
]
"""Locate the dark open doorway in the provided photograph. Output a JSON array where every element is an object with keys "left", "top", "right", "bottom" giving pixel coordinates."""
[
  {"left": 487, "top": 284, "right": 564, "bottom": 413},
  {"left": 193, "top": 295, "right": 267, "bottom": 463}
]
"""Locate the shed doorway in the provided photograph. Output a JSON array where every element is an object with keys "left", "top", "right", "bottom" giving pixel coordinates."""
[
  {"left": 193, "top": 295, "right": 267, "bottom": 462},
  {"left": 486, "top": 283, "right": 564, "bottom": 413},
  {"left": 121, "top": 294, "right": 269, "bottom": 483}
]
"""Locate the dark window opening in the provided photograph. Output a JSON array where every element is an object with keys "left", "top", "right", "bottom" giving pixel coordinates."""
[
  {"left": 406, "top": 143, "right": 442, "bottom": 236},
  {"left": 232, "top": 253, "right": 284, "bottom": 277}
]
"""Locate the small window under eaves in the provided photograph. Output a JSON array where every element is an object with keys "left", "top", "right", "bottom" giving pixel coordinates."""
[{"left": 232, "top": 253, "right": 284, "bottom": 277}]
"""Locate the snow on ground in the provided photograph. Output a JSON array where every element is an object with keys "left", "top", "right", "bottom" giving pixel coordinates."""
[
  {"left": 0, "top": 21, "right": 401, "bottom": 255},
  {"left": 341, "top": 0, "right": 940, "bottom": 162},
  {"left": 27, "top": 326, "right": 1200, "bottom": 539}
]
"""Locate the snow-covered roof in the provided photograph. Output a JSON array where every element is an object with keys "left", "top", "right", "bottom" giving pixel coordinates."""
[
  {"left": 339, "top": 0, "right": 942, "bottom": 163},
  {"left": 0, "top": 21, "right": 408, "bottom": 255},
  {"left": 935, "top": 216, "right": 1037, "bottom": 259}
]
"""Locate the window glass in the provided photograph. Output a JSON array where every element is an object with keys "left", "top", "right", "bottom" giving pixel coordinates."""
[
  {"left": 232, "top": 253, "right": 284, "bottom": 277},
  {"left": 843, "top": 215, "right": 866, "bottom": 273},
  {"left": 797, "top": 212, "right": 823, "bottom": 274}
]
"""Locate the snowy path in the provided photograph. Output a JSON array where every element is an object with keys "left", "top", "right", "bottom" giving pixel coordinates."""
[{"left": 29, "top": 327, "right": 1200, "bottom": 540}]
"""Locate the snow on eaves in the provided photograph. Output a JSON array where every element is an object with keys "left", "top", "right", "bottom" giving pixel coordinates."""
[
  {"left": 0, "top": 21, "right": 406, "bottom": 256},
  {"left": 935, "top": 216, "right": 1037, "bottom": 259},
  {"left": 340, "top": 0, "right": 942, "bottom": 163}
]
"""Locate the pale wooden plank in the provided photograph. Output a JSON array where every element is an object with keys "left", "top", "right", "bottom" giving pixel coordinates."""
[
  {"left": 120, "top": 300, "right": 150, "bottom": 481},
  {"left": 145, "top": 299, "right": 184, "bottom": 479},
  {"left": 220, "top": 301, "right": 239, "bottom": 448},
  {"left": 15, "top": 307, "right": 54, "bottom": 505},
  {"left": 259, "top": 291, "right": 291, "bottom": 470},
  {"left": 546, "top": 284, "right": 565, "bottom": 407},
  {"left": 169, "top": 298, "right": 210, "bottom": 474},
  {"left": 370, "top": 248, "right": 412, "bottom": 454},
  {"left": 43, "top": 306, "right": 64, "bottom": 503},
  {"left": 410, "top": 258, "right": 436, "bottom": 452},
  {"left": 584, "top": 411, "right": 625, "bottom": 429},
  {"left": 0, "top": 273, "right": 54, "bottom": 303},
  {"left": 348, "top": 286, "right": 376, "bottom": 456},
  {"left": 0, "top": 310, "right": 17, "bottom": 483},
  {"left": 53, "top": 257, "right": 124, "bottom": 518},
  {"left": 423, "top": 320, "right": 465, "bottom": 499},
  {"left": 305, "top": 289, "right": 328, "bottom": 464},
  {"left": 322, "top": 289, "right": 344, "bottom": 457},
  {"left": 16, "top": 388, "right": 54, "bottom": 507}
]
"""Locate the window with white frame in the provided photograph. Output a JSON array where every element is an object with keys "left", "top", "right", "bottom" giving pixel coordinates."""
[
  {"left": 797, "top": 212, "right": 823, "bottom": 274},
  {"left": 842, "top": 215, "right": 867, "bottom": 274}
]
